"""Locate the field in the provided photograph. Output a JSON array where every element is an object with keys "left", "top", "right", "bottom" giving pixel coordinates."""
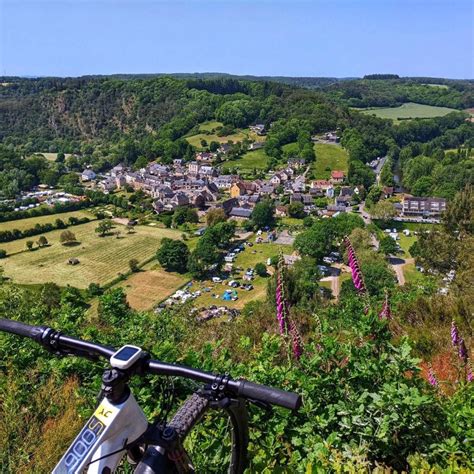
[
  {"left": 0, "top": 210, "right": 95, "bottom": 232},
  {"left": 185, "top": 121, "right": 262, "bottom": 149},
  {"left": 1, "top": 221, "right": 183, "bottom": 288},
  {"left": 224, "top": 148, "right": 270, "bottom": 173},
  {"left": 312, "top": 143, "right": 349, "bottom": 179},
  {"left": 358, "top": 102, "right": 458, "bottom": 121},
  {"left": 118, "top": 262, "right": 188, "bottom": 311},
  {"left": 193, "top": 239, "right": 292, "bottom": 309},
  {"left": 34, "top": 152, "right": 73, "bottom": 161}
]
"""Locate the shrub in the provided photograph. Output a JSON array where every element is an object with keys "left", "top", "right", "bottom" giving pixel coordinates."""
[
  {"left": 129, "top": 259, "right": 140, "bottom": 273},
  {"left": 59, "top": 230, "right": 77, "bottom": 245},
  {"left": 255, "top": 262, "right": 268, "bottom": 277}
]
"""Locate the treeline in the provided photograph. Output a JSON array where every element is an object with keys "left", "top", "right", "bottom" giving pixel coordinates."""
[
  {"left": 326, "top": 78, "right": 474, "bottom": 109},
  {"left": 342, "top": 111, "right": 474, "bottom": 193},
  {"left": 0, "top": 199, "right": 93, "bottom": 223},
  {"left": 0, "top": 216, "right": 91, "bottom": 243}
]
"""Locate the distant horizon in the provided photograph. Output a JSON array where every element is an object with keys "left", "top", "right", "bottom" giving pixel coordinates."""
[
  {"left": 1, "top": 0, "right": 473, "bottom": 78},
  {"left": 3, "top": 72, "right": 473, "bottom": 81}
]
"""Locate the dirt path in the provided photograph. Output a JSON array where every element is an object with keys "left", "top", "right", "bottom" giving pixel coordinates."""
[
  {"left": 331, "top": 276, "right": 340, "bottom": 300},
  {"left": 390, "top": 257, "right": 414, "bottom": 286},
  {"left": 393, "top": 264, "right": 405, "bottom": 285}
]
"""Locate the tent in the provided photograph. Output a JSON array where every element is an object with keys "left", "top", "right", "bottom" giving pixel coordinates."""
[{"left": 222, "top": 291, "right": 232, "bottom": 301}]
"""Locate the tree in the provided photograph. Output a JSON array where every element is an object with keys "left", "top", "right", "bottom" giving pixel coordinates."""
[
  {"left": 0, "top": 249, "right": 6, "bottom": 259},
  {"left": 206, "top": 208, "right": 227, "bottom": 227},
  {"left": 173, "top": 207, "right": 196, "bottom": 227},
  {"left": 294, "top": 221, "right": 333, "bottom": 261},
  {"left": 253, "top": 262, "right": 267, "bottom": 277},
  {"left": 365, "top": 186, "right": 382, "bottom": 208},
  {"left": 59, "top": 230, "right": 77, "bottom": 245},
  {"left": 379, "top": 236, "right": 398, "bottom": 256},
  {"left": 95, "top": 219, "right": 113, "bottom": 237},
  {"left": 133, "top": 155, "right": 148, "bottom": 170},
  {"left": 444, "top": 185, "right": 473, "bottom": 237},
  {"left": 26, "top": 241, "right": 34, "bottom": 251},
  {"left": 288, "top": 201, "right": 306, "bottom": 218},
  {"left": 37, "top": 235, "right": 48, "bottom": 247},
  {"left": 162, "top": 215, "right": 173, "bottom": 228},
  {"left": 251, "top": 200, "right": 275, "bottom": 229},
  {"left": 98, "top": 288, "right": 130, "bottom": 325},
  {"left": 87, "top": 282, "right": 103, "bottom": 297},
  {"left": 371, "top": 200, "right": 397, "bottom": 223},
  {"left": 157, "top": 238, "right": 190, "bottom": 273},
  {"left": 129, "top": 258, "right": 140, "bottom": 272},
  {"left": 188, "top": 237, "right": 222, "bottom": 278}
]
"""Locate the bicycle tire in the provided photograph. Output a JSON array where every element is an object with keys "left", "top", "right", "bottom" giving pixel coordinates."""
[{"left": 134, "top": 393, "right": 249, "bottom": 474}]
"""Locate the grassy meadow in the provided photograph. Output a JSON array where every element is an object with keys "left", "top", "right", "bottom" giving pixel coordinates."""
[
  {"left": 312, "top": 143, "right": 349, "bottom": 179},
  {"left": 1, "top": 221, "right": 183, "bottom": 288},
  {"left": 118, "top": 261, "right": 189, "bottom": 311},
  {"left": 0, "top": 210, "right": 95, "bottom": 232},
  {"left": 185, "top": 121, "right": 263, "bottom": 149},
  {"left": 225, "top": 148, "right": 270, "bottom": 173},
  {"left": 358, "top": 102, "right": 458, "bottom": 121}
]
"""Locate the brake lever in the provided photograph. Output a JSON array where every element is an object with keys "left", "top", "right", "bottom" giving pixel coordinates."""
[{"left": 247, "top": 398, "right": 273, "bottom": 413}]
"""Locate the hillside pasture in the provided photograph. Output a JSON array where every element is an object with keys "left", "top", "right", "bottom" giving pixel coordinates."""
[
  {"left": 118, "top": 263, "right": 188, "bottom": 311},
  {"left": 1, "top": 221, "right": 183, "bottom": 288},
  {"left": 224, "top": 149, "right": 270, "bottom": 174},
  {"left": 358, "top": 102, "right": 458, "bottom": 121},
  {"left": 312, "top": 143, "right": 349, "bottom": 179},
  {"left": 0, "top": 210, "right": 95, "bottom": 233},
  {"left": 186, "top": 122, "right": 263, "bottom": 149},
  {"left": 33, "top": 152, "right": 73, "bottom": 161}
]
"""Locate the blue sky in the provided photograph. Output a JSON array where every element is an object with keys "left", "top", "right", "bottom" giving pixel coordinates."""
[{"left": 1, "top": 0, "right": 472, "bottom": 78}]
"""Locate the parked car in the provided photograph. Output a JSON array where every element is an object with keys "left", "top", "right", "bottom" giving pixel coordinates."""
[
  {"left": 323, "top": 257, "right": 334, "bottom": 265},
  {"left": 212, "top": 277, "right": 222, "bottom": 283}
]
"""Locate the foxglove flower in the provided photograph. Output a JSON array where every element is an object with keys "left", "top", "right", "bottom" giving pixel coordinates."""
[
  {"left": 467, "top": 363, "right": 473, "bottom": 383},
  {"left": 344, "top": 237, "right": 367, "bottom": 295},
  {"left": 289, "top": 319, "right": 303, "bottom": 360},
  {"left": 450, "top": 320, "right": 459, "bottom": 347},
  {"left": 428, "top": 364, "right": 438, "bottom": 387},
  {"left": 458, "top": 338, "right": 468, "bottom": 364},
  {"left": 275, "top": 253, "right": 289, "bottom": 335},
  {"left": 379, "top": 292, "right": 392, "bottom": 320}
]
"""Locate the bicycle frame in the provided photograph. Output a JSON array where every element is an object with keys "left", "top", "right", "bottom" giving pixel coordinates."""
[{"left": 53, "top": 391, "right": 148, "bottom": 473}]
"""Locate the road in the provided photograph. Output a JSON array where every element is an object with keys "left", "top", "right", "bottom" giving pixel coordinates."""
[
  {"left": 389, "top": 257, "right": 415, "bottom": 286},
  {"left": 374, "top": 156, "right": 387, "bottom": 185}
]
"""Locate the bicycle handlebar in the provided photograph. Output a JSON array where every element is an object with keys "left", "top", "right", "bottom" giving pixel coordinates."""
[{"left": 0, "top": 318, "right": 301, "bottom": 411}]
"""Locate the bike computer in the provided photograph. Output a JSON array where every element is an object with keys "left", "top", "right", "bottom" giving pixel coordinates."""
[{"left": 110, "top": 345, "right": 143, "bottom": 370}]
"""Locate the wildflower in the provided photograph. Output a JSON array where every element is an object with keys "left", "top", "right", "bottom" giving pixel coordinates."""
[
  {"left": 450, "top": 320, "right": 459, "bottom": 347},
  {"left": 379, "top": 292, "right": 392, "bottom": 320},
  {"left": 275, "top": 253, "right": 289, "bottom": 335},
  {"left": 458, "top": 338, "right": 468, "bottom": 364},
  {"left": 289, "top": 319, "right": 303, "bottom": 360},
  {"left": 428, "top": 364, "right": 438, "bottom": 387},
  {"left": 344, "top": 237, "right": 366, "bottom": 295},
  {"left": 467, "top": 363, "right": 473, "bottom": 383}
]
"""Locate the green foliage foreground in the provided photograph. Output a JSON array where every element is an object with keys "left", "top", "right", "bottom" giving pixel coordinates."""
[{"left": 0, "top": 282, "right": 472, "bottom": 473}]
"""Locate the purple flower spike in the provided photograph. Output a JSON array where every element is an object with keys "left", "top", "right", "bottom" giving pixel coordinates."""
[
  {"left": 458, "top": 338, "right": 468, "bottom": 364},
  {"left": 379, "top": 292, "right": 392, "bottom": 320},
  {"left": 428, "top": 365, "right": 438, "bottom": 387},
  {"left": 289, "top": 319, "right": 303, "bottom": 360},
  {"left": 450, "top": 321, "right": 459, "bottom": 347},
  {"left": 467, "top": 363, "right": 473, "bottom": 383}
]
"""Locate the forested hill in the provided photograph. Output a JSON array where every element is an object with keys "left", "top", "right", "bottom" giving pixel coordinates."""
[
  {"left": 0, "top": 76, "right": 347, "bottom": 147},
  {"left": 325, "top": 78, "right": 474, "bottom": 109}
]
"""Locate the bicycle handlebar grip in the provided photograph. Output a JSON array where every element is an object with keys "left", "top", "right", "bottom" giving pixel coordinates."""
[
  {"left": 0, "top": 318, "right": 45, "bottom": 341},
  {"left": 238, "top": 380, "right": 302, "bottom": 411}
]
